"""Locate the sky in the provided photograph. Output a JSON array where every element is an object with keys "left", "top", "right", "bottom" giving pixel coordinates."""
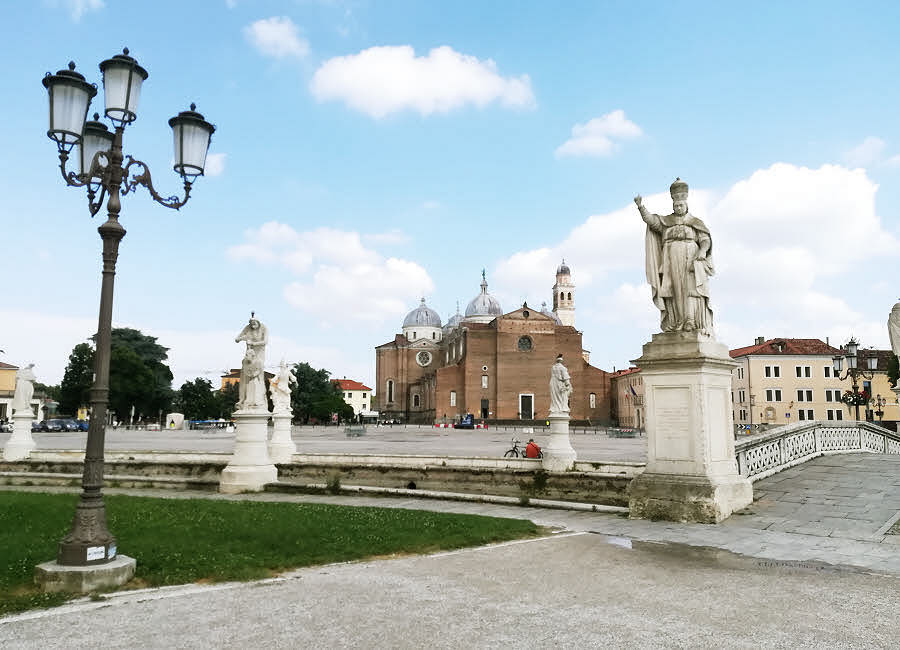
[{"left": 3, "top": 1, "right": 900, "bottom": 394}]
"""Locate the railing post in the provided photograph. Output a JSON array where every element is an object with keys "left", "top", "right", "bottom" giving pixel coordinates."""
[{"left": 815, "top": 425, "right": 822, "bottom": 453}]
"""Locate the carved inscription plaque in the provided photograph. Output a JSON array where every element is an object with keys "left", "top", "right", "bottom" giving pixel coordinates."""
[{"left": 653, "top": 386, "right": 692, "bottom": 460}]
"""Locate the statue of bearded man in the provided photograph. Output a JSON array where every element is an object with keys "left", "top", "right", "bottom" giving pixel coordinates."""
[{"left": 634, "top": 178, "right": 715, "bottom": 335}]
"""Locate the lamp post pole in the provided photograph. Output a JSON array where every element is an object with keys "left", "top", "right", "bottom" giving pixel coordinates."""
[
  {"left": 833, "top": 338, "right": 877, "bottom": 424},
  {"left": 42, "top": 50, "right": 215, "bottom": 571}
]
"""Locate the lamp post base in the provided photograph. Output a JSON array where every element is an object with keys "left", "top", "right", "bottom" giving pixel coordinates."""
[
  {"left": 35, "top": 555, "right": 136, "bottom": 594},
  {"left": 3, "top": 413, "right": 37, "bottom": 460}
]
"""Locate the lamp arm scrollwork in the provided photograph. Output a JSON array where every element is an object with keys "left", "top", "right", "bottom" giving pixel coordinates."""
[
  {"left": 122, "top": 156, "right": 191, "bottom": 210},
  {"left": 59, "top": 149, "right": 110, "bottom": 217}
]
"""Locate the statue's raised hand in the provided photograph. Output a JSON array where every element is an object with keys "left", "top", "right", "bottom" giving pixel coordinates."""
[{"left": 633, "top": 195, "right": 643, "bottom": 208}]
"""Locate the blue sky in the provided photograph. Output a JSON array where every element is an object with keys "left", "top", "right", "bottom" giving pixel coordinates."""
[{"left": 3, "top": 1, "right": 900, "bottom": 392}]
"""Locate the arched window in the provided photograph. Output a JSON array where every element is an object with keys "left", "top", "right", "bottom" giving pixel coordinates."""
[
  {"left": 387, "top": 380, "right": 394, "bottom": 403},
  {"left": 413, "top": 394, "right": 420, "bottom": 408},
  {"left": 432, "top": 332, "right": 435, "bottom": 339},
  {"left": 567, "top": 292, "right": 572, "bottom": 301},
  {"left": 560, "top": 292, "right": 564, "bottom": 301},
  {"left": 412, "top": 332, "right": 417, "bottom": 339},
  {"left": 589, "top": 392, "right": 596, "bottom": 409}
]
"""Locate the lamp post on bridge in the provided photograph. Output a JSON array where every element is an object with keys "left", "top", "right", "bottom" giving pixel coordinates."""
[
  {"left": 873, "top": 394, "right": 886, "bottom": 424},
  {"left": 37, "top": 49, "right": 214, "bottom": 590},
  {"left": 832, "top": 338, "right": 878, "bottom": 422}
]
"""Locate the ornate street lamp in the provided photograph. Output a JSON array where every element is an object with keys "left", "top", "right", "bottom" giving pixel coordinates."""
[
  {"left": 873, "top": 394, "right": 886, "bottom": 423},
  {"left": 832, "top": 338, "right": 878, "bottom": 422},
  {"left": 42, "top": 49, "right": 214, "bottom": 570}
]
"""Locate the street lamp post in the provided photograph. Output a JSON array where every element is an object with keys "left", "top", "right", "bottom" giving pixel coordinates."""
[
  {"left": 873, "top": 394, "right": 886, "bottom": 423},
  {"left": 41, "top": 50, "right": 214, "bottom": 571},
  {"left": 832, "top": 338, "right": 877, "bottom": 422}
]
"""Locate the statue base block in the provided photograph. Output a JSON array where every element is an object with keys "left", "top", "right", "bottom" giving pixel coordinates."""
[
  {"left": 220, "top": 410, "right": 277, "bottom": 494},
  {"left": 268, "top": 413, "right": 296, "bottom": 464},
  {"left": 35, "top": 555, "right": 136, "bottom": 594},
  {"left": 627, "top": 472, "right": 752, "bottom": 524},
  {"left": 541, "top": 412, "right": 576, "bottom": 472},
  {"left": 627, "top": 331, "right": 752, "bottom": 523},
  {"left": 3, "top": 414, "right": 36, "bottom": 461}
]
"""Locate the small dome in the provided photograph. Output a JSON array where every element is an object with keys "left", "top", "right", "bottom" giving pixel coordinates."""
[
  {"left": 403, "top": 298, "right": 442, "bottom": 328},
  {"left": 444, "top": 303, "right": 463, "bottom": 331},
  {"left": 465, "top": 273, "right": 503, "bottom": 319},
  {"left": 557, "top": 259, "right": 571, "bottom": 275},
  {"left": 541, "top": 301, "right": 562, "bottom": 325}
]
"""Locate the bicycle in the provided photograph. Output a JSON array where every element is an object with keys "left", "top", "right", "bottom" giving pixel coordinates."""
[{"left": 504, "top": 438, "right": 542, "bottom": 458}]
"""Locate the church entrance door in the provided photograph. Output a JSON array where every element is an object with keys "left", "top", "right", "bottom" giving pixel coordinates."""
[
  {"left": 480, "top": 399, "right": 489, "bottom": 419},
  {"left": 519, "top": 394, "right": 533, "bottom": 420}
]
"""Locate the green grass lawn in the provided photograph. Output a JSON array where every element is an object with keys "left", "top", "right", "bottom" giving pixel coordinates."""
[{"left": 0, "top": 492, "right": 541, "bottom": 616}]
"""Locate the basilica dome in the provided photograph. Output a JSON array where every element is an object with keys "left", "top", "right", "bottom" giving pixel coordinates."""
[
  {"left": 403, "top": 298, "right": 442, "bottom": 328},
  {"left": 464, "top": 273, "right": 503, "bottom": 323}
]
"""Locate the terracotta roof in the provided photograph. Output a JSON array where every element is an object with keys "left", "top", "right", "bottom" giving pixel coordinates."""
[
  {"left": 0, "top": 361, "right": 19, "bottom": 369},
  {"left": 610, "top": 367, "right": 641, "bottom": 378},
  {"left": 334, "top": 379, "right": 372, "bottom": 391},
  {"left": 730, "top": 338, "right": 842, "bottom": 358}
]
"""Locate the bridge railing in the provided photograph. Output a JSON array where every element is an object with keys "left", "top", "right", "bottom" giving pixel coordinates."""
[{"left": 734, "top": 420, "right": 900, "bottom": 482}]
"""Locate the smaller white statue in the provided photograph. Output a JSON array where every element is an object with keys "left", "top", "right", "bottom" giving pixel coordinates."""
[
  {"left": 11, "top": 364, "right": 36, "bottom": 414},
  {"left": 270, "top": 359, "right": 297, "bottom": 415},
  {"left": 235, "top": 314, "right": 268, "bottom": 411},
  {"left": 888, "top": 301, "right": 900, "bottom": 358},
  {"left": 549, "top": 355, "right": 573, "bottom": 414}
]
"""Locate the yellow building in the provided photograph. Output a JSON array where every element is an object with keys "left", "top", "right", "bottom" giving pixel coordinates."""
[
  {"left": 730, "top": 338, "right": 899, "bottom": 426},
  {"left": 610, "top": 367, "right": 644, "bottom": 428}
]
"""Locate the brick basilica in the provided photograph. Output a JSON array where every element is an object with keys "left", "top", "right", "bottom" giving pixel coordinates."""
[{"left": 375, "top": 263, "right": 612, "bottom": 424}]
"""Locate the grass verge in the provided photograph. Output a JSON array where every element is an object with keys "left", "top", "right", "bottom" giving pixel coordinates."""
[{"left": 0, "top": 491, "right": 540, "bottom": 616}]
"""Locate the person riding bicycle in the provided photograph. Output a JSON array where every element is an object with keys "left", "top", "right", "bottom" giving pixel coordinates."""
[{"left": 525, "top": 438, "right": 541, "bottom": 458}]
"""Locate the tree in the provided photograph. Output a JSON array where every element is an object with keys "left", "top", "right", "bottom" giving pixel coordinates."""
[
  {"left": 175, "top": 378, "right": 220, "bottom": 420},
  {"left": 888, "top": 354, "right": 899, "bottom": 388},
  {"left": 218, "top": 382, "right": 240, "bottom": 418},
  {"left": 108, "top": 345, "right": 155, "bottom": 422},
  {"left": 58, "top": 343, "right": 94, "bottom": 415},
  {"left": 290, "top": 362, "right": 353, "bottom": 423},
  {"left": 109, "top": 328, "right": 174, "bottom": 419}
]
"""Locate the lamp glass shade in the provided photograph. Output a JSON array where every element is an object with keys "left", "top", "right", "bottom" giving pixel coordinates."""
[
  {"left": 868, "top": 356, "right": 878, "bottom": 371},
  {"left": 848, "top": 354, "right": 857, "bottom": 370},
  {"left": 42, "top": 64, "right": 97, "bottom": 147},
  {"left": 78, "top": 116, "right": 114, "bottom": 176},
  {"left": 846, "top": 339, "right": 859, "bottom": 358},
  {"left": 832, "top": 356, "right": 843, "bottom": 373},
  {"left": 169, "top": 105, "right": 215, "bottom": 179},
  {"left": 99, "top": 49, "right": 148, "bottom": 124}
]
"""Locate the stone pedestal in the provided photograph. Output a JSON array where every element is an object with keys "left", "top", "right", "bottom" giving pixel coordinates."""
[
  {"left": 627, "top": 332, "right": 753, "bottom": 523},
  {"left": 541, "top": 412, "right": 576, "bottom": 472},
  {"left": 3, "top": 413, "right": 36, "bottom": 461},
  {"left": 220, "top": 410, "right": 278, "bottom": 494},
  {"left": 268, "top": 412, "right": 296, "bottom": 464},
  {"left": 35, "top": 555, "right": 136, "bottom": 593}
]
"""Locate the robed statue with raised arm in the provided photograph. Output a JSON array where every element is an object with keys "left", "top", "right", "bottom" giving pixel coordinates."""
[
  {"left": 634, "top": 178, "right": 715, "bottom": 335},
  {"left": 235, "top": 314, "right": 269, "bottom": 411}
]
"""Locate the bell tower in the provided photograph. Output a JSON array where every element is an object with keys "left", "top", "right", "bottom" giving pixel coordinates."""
[{"left": 552, "top": 260, "right": 575, "bottom": 327}]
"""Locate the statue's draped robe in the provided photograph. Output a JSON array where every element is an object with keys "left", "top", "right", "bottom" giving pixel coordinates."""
[
  {"left": 235, "top": 323, "right": 268, "bottom": 410},
  {"left": 11, "top": 366, "right": 36, "bottom": 412},
  {"left": 889, "top": 304, "right": 900, "bottom": 358},
  {"left": 644, "top": 211, "right": 715, "bottom": 334},
  {"left": 549, "top": 361, "right": 572, "bottom": 414}
]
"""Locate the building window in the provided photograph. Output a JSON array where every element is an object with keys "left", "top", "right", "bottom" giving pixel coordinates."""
[
  {"left": 559, "top": 292, "right": 564, "bottom": 301},
  {"left": 863, "top": 380, "right": 872, "bottom": 396},
  {"left": 798, "top": 409, "right": 814, "bottom": 421},
  {"left": 387, "top": 380, "right": 394, "bottom": 403},
  {"left": 739, "top": 409, "right": 747, "bottom": 421},
  {"left": 735, "top": 367, "right": 744, "bottom": 380},
  {"left": 346, "top": 392, "right": 350, "bottom": 398},
  {"left": 795, "top": 366, "right": 811, "bottom": 378},
  {"left": 796, "top": 389, "right": 813, "bottom": 402},
  {"left": 362, "top": 393, "right": 366, "bottom": 398},
  {"left": 413, "top": 394, "right": 420, "bottom": 408},
  {"left": 567, "top": 292, "right": 572, "bottom": 301},
  {"left": 412, "top": 332, "right": 417, "bottom": 339},
  {"left": 825, "top": 389, "right": 842, "bottom": 402},
  {"left": 517, "top": 336, "right": 533, "bottom": 352},
  {"left": 764, "top": 365, "right": 780, "bottom": 378},
  {"left": 589, "top": 393, "right": 596, "bottom": 409},
  {"left": 738, "top": 390, "right": 746, "bottom": 403},
  {"left": 827, "top": 409, "right": 844, "bottom": 421},
  {"left": 450, "top": 391, "right": 456, "bottom": 407},
  {"left": 481, "top": 375, "right": 488, "bottom": 389},
  {"left": 765, "top": 389, "right": 782, "bottom": 402},
  {"left": 824, "top": 366, "right": 832, "bottom": 378}
]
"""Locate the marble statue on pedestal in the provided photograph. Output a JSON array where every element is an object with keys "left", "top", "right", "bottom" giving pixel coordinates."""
[
  {"left": 888, "top": 301, "right": 900, "bottom": 358},
  {"left": 235, "top": 314, "right": 268, "bottom": 411},
  {"left": 634, "top": 178, "right": 714, "bottom": 335},
  {"left": 11, "top": 364, "right": 36, "bottom": 413},
  {"left": 270, "top": 360, "right": 297, "bottom": 414},
  {"left": 549, "top": 355, "right": 572, "bottom": 414}
]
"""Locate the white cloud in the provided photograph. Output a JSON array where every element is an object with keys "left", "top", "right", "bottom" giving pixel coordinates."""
[
  {"left": 844, "top": 136, "right": 886, "bottom": 168},
  {"left": 244, "top": 17, "right": 310, "bottom": 59},
  {"left": 310, "top": 45, "right": 535, "bottom": 118},
  {"left": 228, "top": 222, "right": 433, "bottom": 324},
  {"left": 363, "top": 229, "right": 412, "bottom": 246},
  {"left": 61, "top": 0, "right": 103, "bottom": 21},
  {"left": 204, "top": 153, "right": 226, "bottom": 177},
  {"left": 493, "top": 163, "right": 897, "bottom": 370},
  {"left": 555, "top": 110, "right": 642, "bottom": 158}
]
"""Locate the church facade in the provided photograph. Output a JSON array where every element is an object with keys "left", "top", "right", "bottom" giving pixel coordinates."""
[{"left": 375, "top": 263, "right": 612, "bottom": 424}]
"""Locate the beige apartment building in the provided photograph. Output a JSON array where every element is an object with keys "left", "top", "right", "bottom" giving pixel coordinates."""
[
  {"left": 610, "top": 367, "right": 644, "bottom": 428},
  {"left": 729, "top": 338, "right": 899, "bottom": 426}
]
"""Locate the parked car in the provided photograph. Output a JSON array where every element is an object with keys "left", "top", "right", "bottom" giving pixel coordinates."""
[
  {"left": 43, "top": 419, "right": 65, "bottom": 432},
  {"left": 32, "top": 420, "right": 49, "bottom": 432},
  {"left": 58, "top": 419, "right": 80, "bottom": 432},
  {"left": 75, "top": 419, "right": 90, "bottom": 431}
]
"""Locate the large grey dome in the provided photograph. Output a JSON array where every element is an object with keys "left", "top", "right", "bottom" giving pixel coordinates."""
[
  {"left": 403, "top": 298, "right": 442, "bottom": 328},
  {"left": 465, "top": 274, "right": 503, "bottom": 319}
]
